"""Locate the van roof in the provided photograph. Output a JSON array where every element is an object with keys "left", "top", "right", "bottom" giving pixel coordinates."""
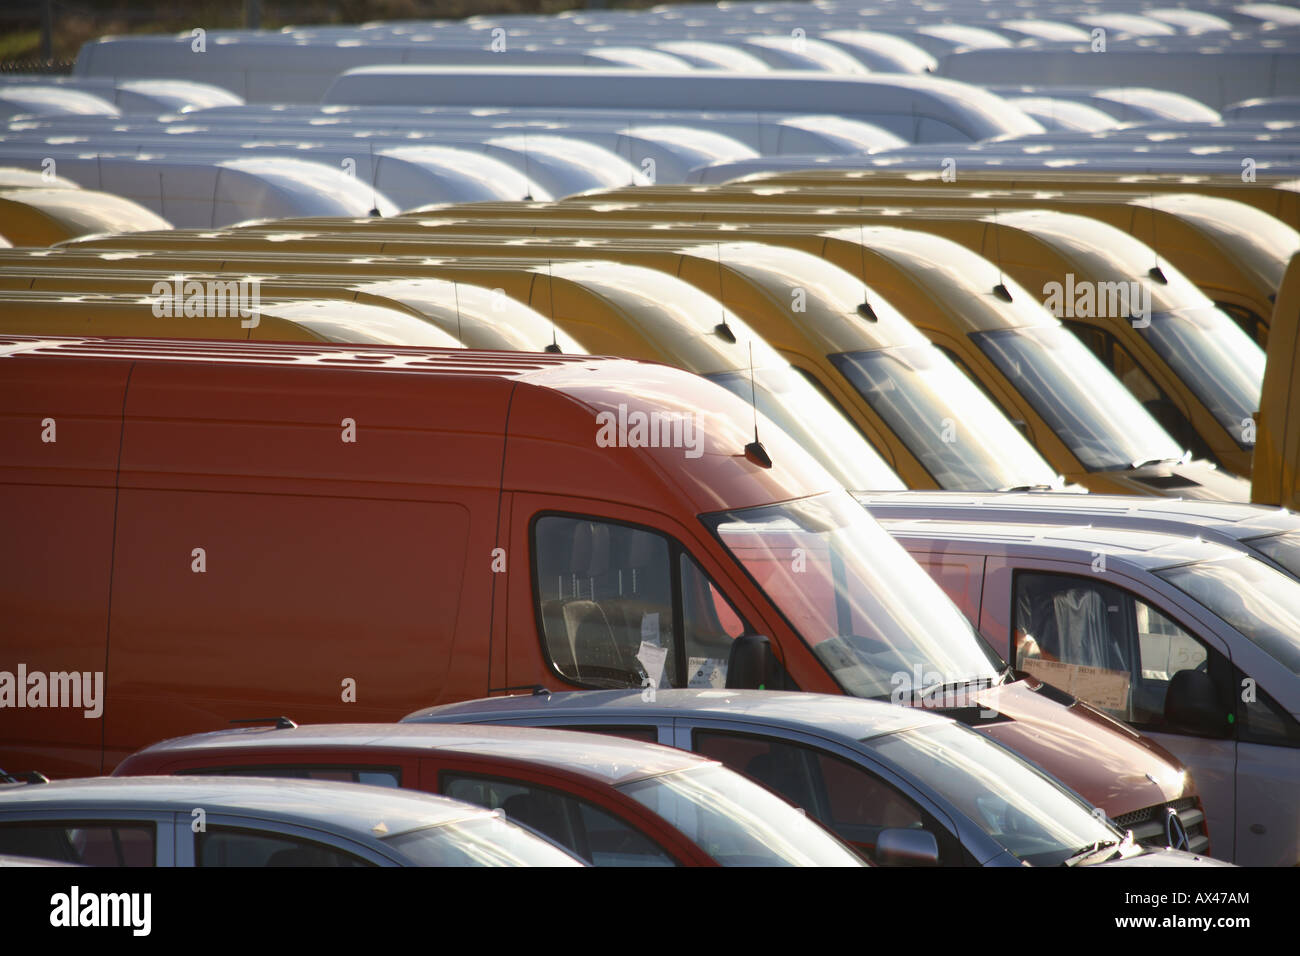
[
  {"left": 125, "top": 722, "right": 706, "bottom": 786},
  {"left": 879, "top": 517, "right": 1232, "bottom": 571},
  {"left": 856, "top": 490, "right": 1300, "bottom": 540},
  {"left": 0, "top": 334, "right": 836, "bottom": 514}
]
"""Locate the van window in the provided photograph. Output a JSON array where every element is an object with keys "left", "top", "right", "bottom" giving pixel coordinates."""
[
  {"left": 441, "top": 772, "right": 676, "bottom": 867},
  {"left": 1013, "top": 571, "right": 1227, "bottom": 730},
  {"left": 1064, "top": 321, "right": 1213, "bottom": 461},
  {"left": 533, "top": 515, "right": 750, "bottom": 690}
]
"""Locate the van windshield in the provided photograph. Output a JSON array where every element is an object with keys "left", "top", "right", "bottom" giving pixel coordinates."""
[
  {"left": 971, "top": 324, "right": 1184, "bottom": 471},
  {"left": 707, "top": 365, "right": 904, "bottom": 491},
  {"left": 703, "top": 490, "right": 1003, "bottom": 699},
  {"left": 829, "top": 344, "right": 1061, "bottom": 490},
  {"left": 1156, "top": 554, "right": 1300, "bottom": 676},
  {"left": 1139, "top": 308, "right": 1264, "bottom": 447},
  {"left": 1243, "top": 531, "right": 1300, "bottom": 579},
  {"left": 866, "top": 723, "right": 1123, "bottom": 866}
]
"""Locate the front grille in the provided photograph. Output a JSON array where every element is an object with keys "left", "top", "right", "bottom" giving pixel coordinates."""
[{"left": 1113, "top": 797, "right": 1209, "bottom": 854}]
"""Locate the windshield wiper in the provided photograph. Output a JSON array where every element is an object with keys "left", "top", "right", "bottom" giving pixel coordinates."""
[
  {"left": 1131, "top": 457, "right": 1181, "bottom": 470},
  {"left": 1062, "top": 839, "right": 1122, "bottom": 867}
]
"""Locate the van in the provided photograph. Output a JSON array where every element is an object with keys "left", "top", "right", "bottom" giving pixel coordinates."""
[
  {"left": 320, "top": 65, "right": 1044, "bottom": 143},
  {"left": 0, "top": 188, "right": 170, "bottom": 246},
  {"left": 1252, "top": 252, "right": 1300, "bottom": 510},
  {"left": 724, "top": 168, "right": 1300, "bottom": 229},
  {"left": 569, "top": 186, "right": 1295, "bottom": 345},
  {"left": 0, "top": 267, "right": 581, "bottom": 353},
  {"left": 0, "top": 290, "right": 462, "bottom": 348},
  {"left": 0, "top": 334, "right": 1202, "bottom": 842},
  {"left": 877, "top": 517, "right": 1300, "bottom": 866}
]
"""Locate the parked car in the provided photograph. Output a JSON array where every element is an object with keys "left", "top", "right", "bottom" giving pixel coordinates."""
[
  {"left": 876, "top": 518, "right": 1300, "bottom": 866},
  {"left": 0, "top": 775, "right": 584, "bottom": 866},
  {"left": 114, "top": 722, "right": 864, "bottom": 867},
  {"left": 404, "top": 689, "right": 1229, "bottom": 867}
]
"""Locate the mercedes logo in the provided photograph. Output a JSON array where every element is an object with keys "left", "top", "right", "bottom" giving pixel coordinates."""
[{"left": 1164, "top": 808, "right": 1190, "bottom": 851}]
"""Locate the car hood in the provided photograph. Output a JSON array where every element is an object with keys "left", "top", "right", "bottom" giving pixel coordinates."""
[
  {"left": 965, "top": 678, "right": 1194, "bottom": 818},
  {"left": 1095, "top": 848, "right": 1234, "bottom": 867}
]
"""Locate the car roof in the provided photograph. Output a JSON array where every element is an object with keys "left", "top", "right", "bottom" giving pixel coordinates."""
[
  {"left": 405, "top": 688, "right": 950, "bottom": 742},
  {"left": 879, "top": 517, "right": 1235, "bottom": 571},
  {"left": 125, "top": 722, "right": 707, "bottom": 786},
  {"left": 855, "top": 490, "right": 1300, "bottom": 541},
  {"left": 0, "top": 775, "right": 491, "bottom": 838}
]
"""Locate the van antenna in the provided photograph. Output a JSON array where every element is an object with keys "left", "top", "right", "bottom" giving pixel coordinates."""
[
  {"left": 1147, "top": 192, "right": 1167, "bottom": 283},
  {"left": 856, "top": 224, "right": 877, "bottom": 321},
  {"left": 544, "top": 260, "right": 561, "bottom": 352},
  {"left": 452, "top": 280, "right": 463, "bottom": 345},
  {"left": 744, "top": 341, "right": 772, "bottom": 468},
  {"left": 367, "top": 142, "right": 381, "bottom": 217},
  {"left": 991, "top": 209, "right": 1013, "bottom": 301},
  {"left": 522, "top": 133, "right": 534, "bottom": 202},
  {"left": 713, "top": 243, "right": 736, "bottom": 342}
]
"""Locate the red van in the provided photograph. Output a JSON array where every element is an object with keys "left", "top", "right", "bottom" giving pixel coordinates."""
[{"left": 0, "top": 334, "right": 1197, "bottom": 845}]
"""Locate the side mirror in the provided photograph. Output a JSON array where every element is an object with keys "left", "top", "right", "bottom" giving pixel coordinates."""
[
  {"left": 726, "top": 633, "right": 776, "bottom": 690},
  {"left": 1164, "top": 669, "right": 1225, "bottom": 737},
  {"left": 875, "top": 828, "right": 940, "bottom": 867}
]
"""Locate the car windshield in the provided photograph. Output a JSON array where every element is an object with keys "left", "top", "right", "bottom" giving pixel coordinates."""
[
  {"left": 703, "top": 489, "right": 1003, "bottom": 699},
  {"left": 1140, "top": 308, "right": 1264, "bottom": 447},
  {"left": 866, "top": 723, "right": 1123, "bottom": 866},
  {"left": 1156, "top": 554, "right": 1300, "bottom": 676},
  {"left": 830, "top": 344, "right": 1061, "bottom": 490},
  {"left": 618, "top": 764, "right": 863, "bottom": 866},
  {"left": 383, "top": 814, "right": 584, "bottom": 866},
  {"left": 1243, "top": 530, "right": 1300, "bottom": 580},
  {"left": 707, "top": 365, "right": 904, "bottom": 491},
  {"left": 972, "top": 324, "right": 1184, "bottom": 471}
]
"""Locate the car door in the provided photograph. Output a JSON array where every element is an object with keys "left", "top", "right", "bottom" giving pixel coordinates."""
[{"left": 673, "top": 719, "right": 969, "bottom": 865}]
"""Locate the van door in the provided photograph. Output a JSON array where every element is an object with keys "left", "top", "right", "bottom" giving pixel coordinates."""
[
  {"left": 1252, "top": 252, "right": 1300, "bottom": 509},
  {"left": 504, "top": 495, "right": 783, "bottom": 693},
  {"left": 1008, "top": 568, "right": 1230, "bottom": 858}
]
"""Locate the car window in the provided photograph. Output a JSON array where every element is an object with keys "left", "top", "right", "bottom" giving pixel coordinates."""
[
  {"left": 0, "top": 821, "right": 155, "bottom": 866},
  {"left": 534, "top": 515, "right": 751, "bottom": 691},
  {"left": 1013, "top": 571, "right": 1220, "bottom": 729},
  {"left": 692, "top": 729, "right": 959, "bottom": 865},
  {"left": 441, "top": 772, "right": 676, "bottom": 867},
  {"left": 196, "top": 825, "right": 372, "bottom": 867}
]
